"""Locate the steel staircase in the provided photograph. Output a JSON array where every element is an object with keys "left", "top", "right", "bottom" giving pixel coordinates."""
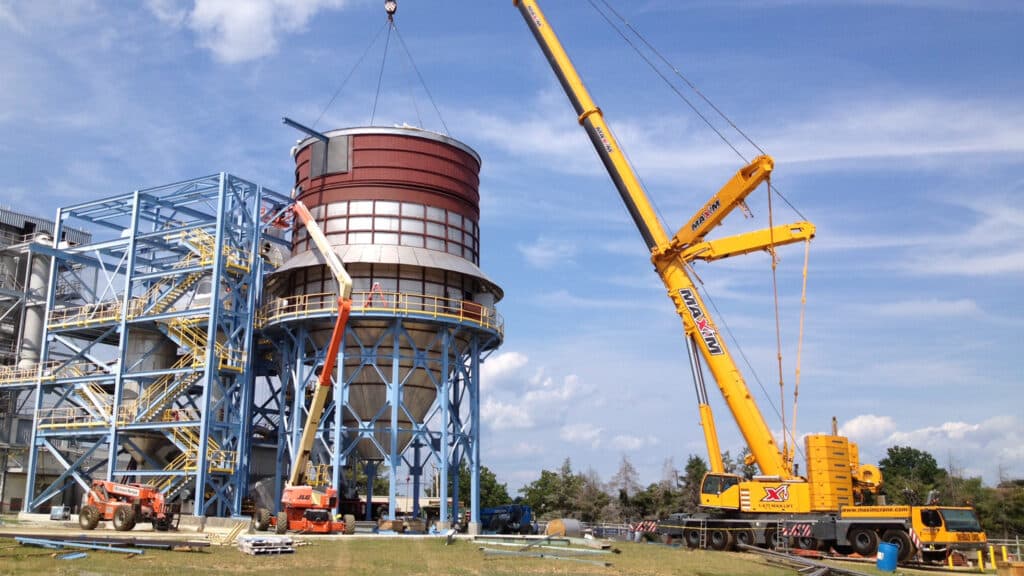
[
  {"left": 150, "top": 425, "right": 236, "bottom": 495},
  {"left": 125, "top": 354, "right": 204, "bottom": 423},
  {"left": 165, "top": 317, "right": 245, "bottom": 373}
]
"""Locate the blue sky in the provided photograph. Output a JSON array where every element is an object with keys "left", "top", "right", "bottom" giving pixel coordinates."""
[{"left": 1, "top": 0, "right": 1021, "bottom": 492}]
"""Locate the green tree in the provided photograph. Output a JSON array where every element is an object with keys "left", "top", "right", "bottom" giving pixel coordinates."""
[
  {"left": 679, "top": 454, "right": 708, "bottom": 512},
  {"left": 518, "top": 458, "right": 582, "bottom": 520},
  {"left": 574, "top": 468, "right": 610, "bottom": 523},
  {"left": 879, "top": 446, "right": 946, "bottom": 505},
  {"left": 608, "top": 455, "right": 641, "bottom": 520},
  {"left": 457, "top": 461, "right": 511, "bottom": 510}
]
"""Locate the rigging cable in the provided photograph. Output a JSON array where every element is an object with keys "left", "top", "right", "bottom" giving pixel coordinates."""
[
  {"left": 687, "top": 261, "right": 788, "bottom": 429},
  {"left": 370, "top": 20, "right": 394, "bottom": 126},
  {"left": 312, "top": 21, "right": 389, "bottom": 130},
  {"left": 588, "top": 0, "right": 807, "bottom": 221},
  {"left": 791, "top": 236, "right": 811, "bottom": 464},
  {"left": 392, "top": 23, "right": 450, "bottom": 136},
  {"left": 766, "top": 175, "right": 791, "bottom": 466}
]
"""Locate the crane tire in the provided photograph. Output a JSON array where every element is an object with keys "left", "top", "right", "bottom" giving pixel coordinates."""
[
  {"left": 112, "top": 505, "right": 137, "bottom": 532},
  {"left": 849, "top": 527, "right": 878, "bottom": 557},
  {"left": 709, "top": 527, "right": 734, "bottom": 551},
  {"left": 79, "top": 505, "right": 100, "bottom": 530},
  {"left": 881, "top": 529, "right": 915, "bottom": 562},
  {"left": 735, "top": 528, "right": 755, "bottom": 548},
  {"left": 684, "top": 528, "right": 702, "bottom": 548}
]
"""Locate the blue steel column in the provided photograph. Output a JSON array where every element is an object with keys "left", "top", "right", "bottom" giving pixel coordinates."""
[
  {"left": 108, "top": 191, "right": 142, "bottom": 479},
  {"left": 438, "top": 330, "right": 450, "bottom": 528},
  {"left": 469, "top": 337, "right": 481, "bottom": 532},
  {"left": 364, "top": 461, "right": 377, "bottom": 521},
  {"left": 193, "top": 174, "right": 228, "bottom": 516},
  {"left": 23, "top": 208, "right": 64, "bottom": 511},
  {"left": 387, "top": 319, "right": 400, "bottom": 522},
  {"left": 231, "top": 181, "right": 265, "bottom": 515}
]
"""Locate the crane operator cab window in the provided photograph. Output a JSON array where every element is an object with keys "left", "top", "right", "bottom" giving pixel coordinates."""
[{"left": 702, "top": 474, "right": 741, "bottom": 495}]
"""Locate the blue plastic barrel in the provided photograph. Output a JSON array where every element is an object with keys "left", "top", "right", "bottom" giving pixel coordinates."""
[{"left": 876, "top": 542, "right": 898, "bottom": 572}]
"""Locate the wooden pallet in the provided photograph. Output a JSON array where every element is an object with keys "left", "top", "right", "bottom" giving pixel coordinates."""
[{"left": 236, "top": 535, "right": 295, "bottom": 556}]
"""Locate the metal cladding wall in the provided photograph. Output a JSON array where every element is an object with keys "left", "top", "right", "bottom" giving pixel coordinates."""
[
  {"left": 264, "top": 126, "right": 502, "bottom": 526},
  {"left": 293, "top": 127, "right": 481, "bottom": 236}
]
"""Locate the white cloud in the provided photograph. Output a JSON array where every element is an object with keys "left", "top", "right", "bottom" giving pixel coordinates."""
[
  {"left": 869, "top": 299, "right": 980, "bottom": 318},
  {"left": 480, "top": 351, "right": 529, "bottom": 391},
  {"left": 517, "top": 235, "right": 576, "bottom": 269},
  {"left": 481, "top": 397, "right": 533, "bottom": 431},
  {"left": 839, "top": 414, "right": 1024, "bottom": 483},
  {"left": 561, "top": 423, "right": 603, "bottom": 449},
  {"left": 611, "top": 434, "right": 660, "bottom": 451},
  {"left": 523, "top": 374, "right": 584, "bottom": 404},
  {"left": 148, "top": 0, "right": 351, "bottom": 63},
  {"left": 838, "top": 414, "right": 897, "bottom": 444}
]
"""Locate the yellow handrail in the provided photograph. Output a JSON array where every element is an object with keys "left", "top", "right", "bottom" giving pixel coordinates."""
[{"left": 258, "top": 289, "right": 504, "bottom": 335}]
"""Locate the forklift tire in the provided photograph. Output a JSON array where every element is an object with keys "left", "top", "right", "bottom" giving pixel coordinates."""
[
  {"left": 153, "top": 516, "right": 172, "bottom": 532},
  {"left": 113, "top": 505, "right": 137, "bottom": 532},
  {"left": 275, "top": 511, "right": 288, "bottom": 534},
  {"left": 343, "top": 514, "right": 356, "bottom": 535},
  {"left": 79, "top": 505, "right": 100, "bottom": 530},
  {"left": 255, "top": 508, "right": 272, "bottom": 532}
]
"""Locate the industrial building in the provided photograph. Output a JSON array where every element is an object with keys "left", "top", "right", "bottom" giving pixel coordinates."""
[{"left": 0, "top": 126, "right": 503, "bottom": 530}]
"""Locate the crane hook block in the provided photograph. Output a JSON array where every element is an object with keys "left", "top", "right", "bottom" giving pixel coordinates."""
[{"left": 385, "top": 0, "right": 397, "bottom": 18}]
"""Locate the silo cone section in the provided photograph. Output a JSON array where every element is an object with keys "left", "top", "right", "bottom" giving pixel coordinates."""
[{"left": 343, "top": 321, "right": 452, "bottom": 460}]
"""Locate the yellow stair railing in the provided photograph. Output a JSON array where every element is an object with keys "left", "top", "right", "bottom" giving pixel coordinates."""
[
  {"left": 148, "top": 270, "right": 204, "bottom": 315},
  {"left": 149, "top": 426, "right": 236, "bottom": 492},
  {"left": 169, "top": 228, "right": 250, "bottom": 274},
  {"left": 120, "top": 355, "right": 205, "bottom": 423},
  {"left": 166, "top": 317, "right": 246, "bottom": 373}
]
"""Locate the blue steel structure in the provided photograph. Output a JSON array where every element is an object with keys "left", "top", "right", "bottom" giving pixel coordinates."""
[
  {"left": 23, "top": 173, "right": 290, "bottom": 517},
  {"left": 256, "top": 288, "right": 502, "bottom": 527}
]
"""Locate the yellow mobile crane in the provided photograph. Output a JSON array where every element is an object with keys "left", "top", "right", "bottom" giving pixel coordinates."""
[{"left": 514, "top": 0, "right": 986, "bottom": 564}]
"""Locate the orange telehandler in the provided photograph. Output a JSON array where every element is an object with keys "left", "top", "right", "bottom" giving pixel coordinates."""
[{"left": 78, "top": 479, "right": 176, "bottom": 531}]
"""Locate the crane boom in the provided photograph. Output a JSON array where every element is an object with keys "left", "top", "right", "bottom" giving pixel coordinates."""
[{"left": 514, "top": 0, "right": 807, "bottom": 479}]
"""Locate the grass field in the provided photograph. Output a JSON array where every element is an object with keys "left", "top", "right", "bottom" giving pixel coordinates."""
[{"left": 0, "top": 536, "right": 951, "bottom": 576}]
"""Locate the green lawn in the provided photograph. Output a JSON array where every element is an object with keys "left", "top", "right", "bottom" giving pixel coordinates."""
[{"left": 0, "top": 536, "right": 966, "bottom": 576}]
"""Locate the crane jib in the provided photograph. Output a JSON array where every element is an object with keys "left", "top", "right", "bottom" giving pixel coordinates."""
[{"left": 679, "top": 288, "right": 724, "bottom": 355}]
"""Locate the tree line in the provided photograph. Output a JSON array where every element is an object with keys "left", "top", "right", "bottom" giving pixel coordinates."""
[{"left": 468, "top": 446, "right": 1021, "bottom": 537}]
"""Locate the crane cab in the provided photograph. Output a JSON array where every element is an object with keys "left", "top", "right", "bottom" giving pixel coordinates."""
[{"left": 700, "top": 473, "right": 742, "bottom": 510}]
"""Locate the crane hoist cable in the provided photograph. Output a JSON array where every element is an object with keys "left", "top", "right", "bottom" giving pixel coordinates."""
[
  {"left": 766, "top": 174, "right": 790, "bottom": 465},
  {"left": 587, "top": 0, "right": 807, "bottom": 222},
  {"left": 791, "top": 236, "right": 811, "bottom": 463},
  {"left": 592, "top": 0, "right": 815, "bottom": 464}
]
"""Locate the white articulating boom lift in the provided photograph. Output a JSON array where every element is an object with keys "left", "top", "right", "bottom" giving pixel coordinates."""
[
  {"left": 514, "top": 0, "right": 986, "bottom": 564},
  {"left": 271, "top": 199, "right": 353, "bottom": 535}
]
